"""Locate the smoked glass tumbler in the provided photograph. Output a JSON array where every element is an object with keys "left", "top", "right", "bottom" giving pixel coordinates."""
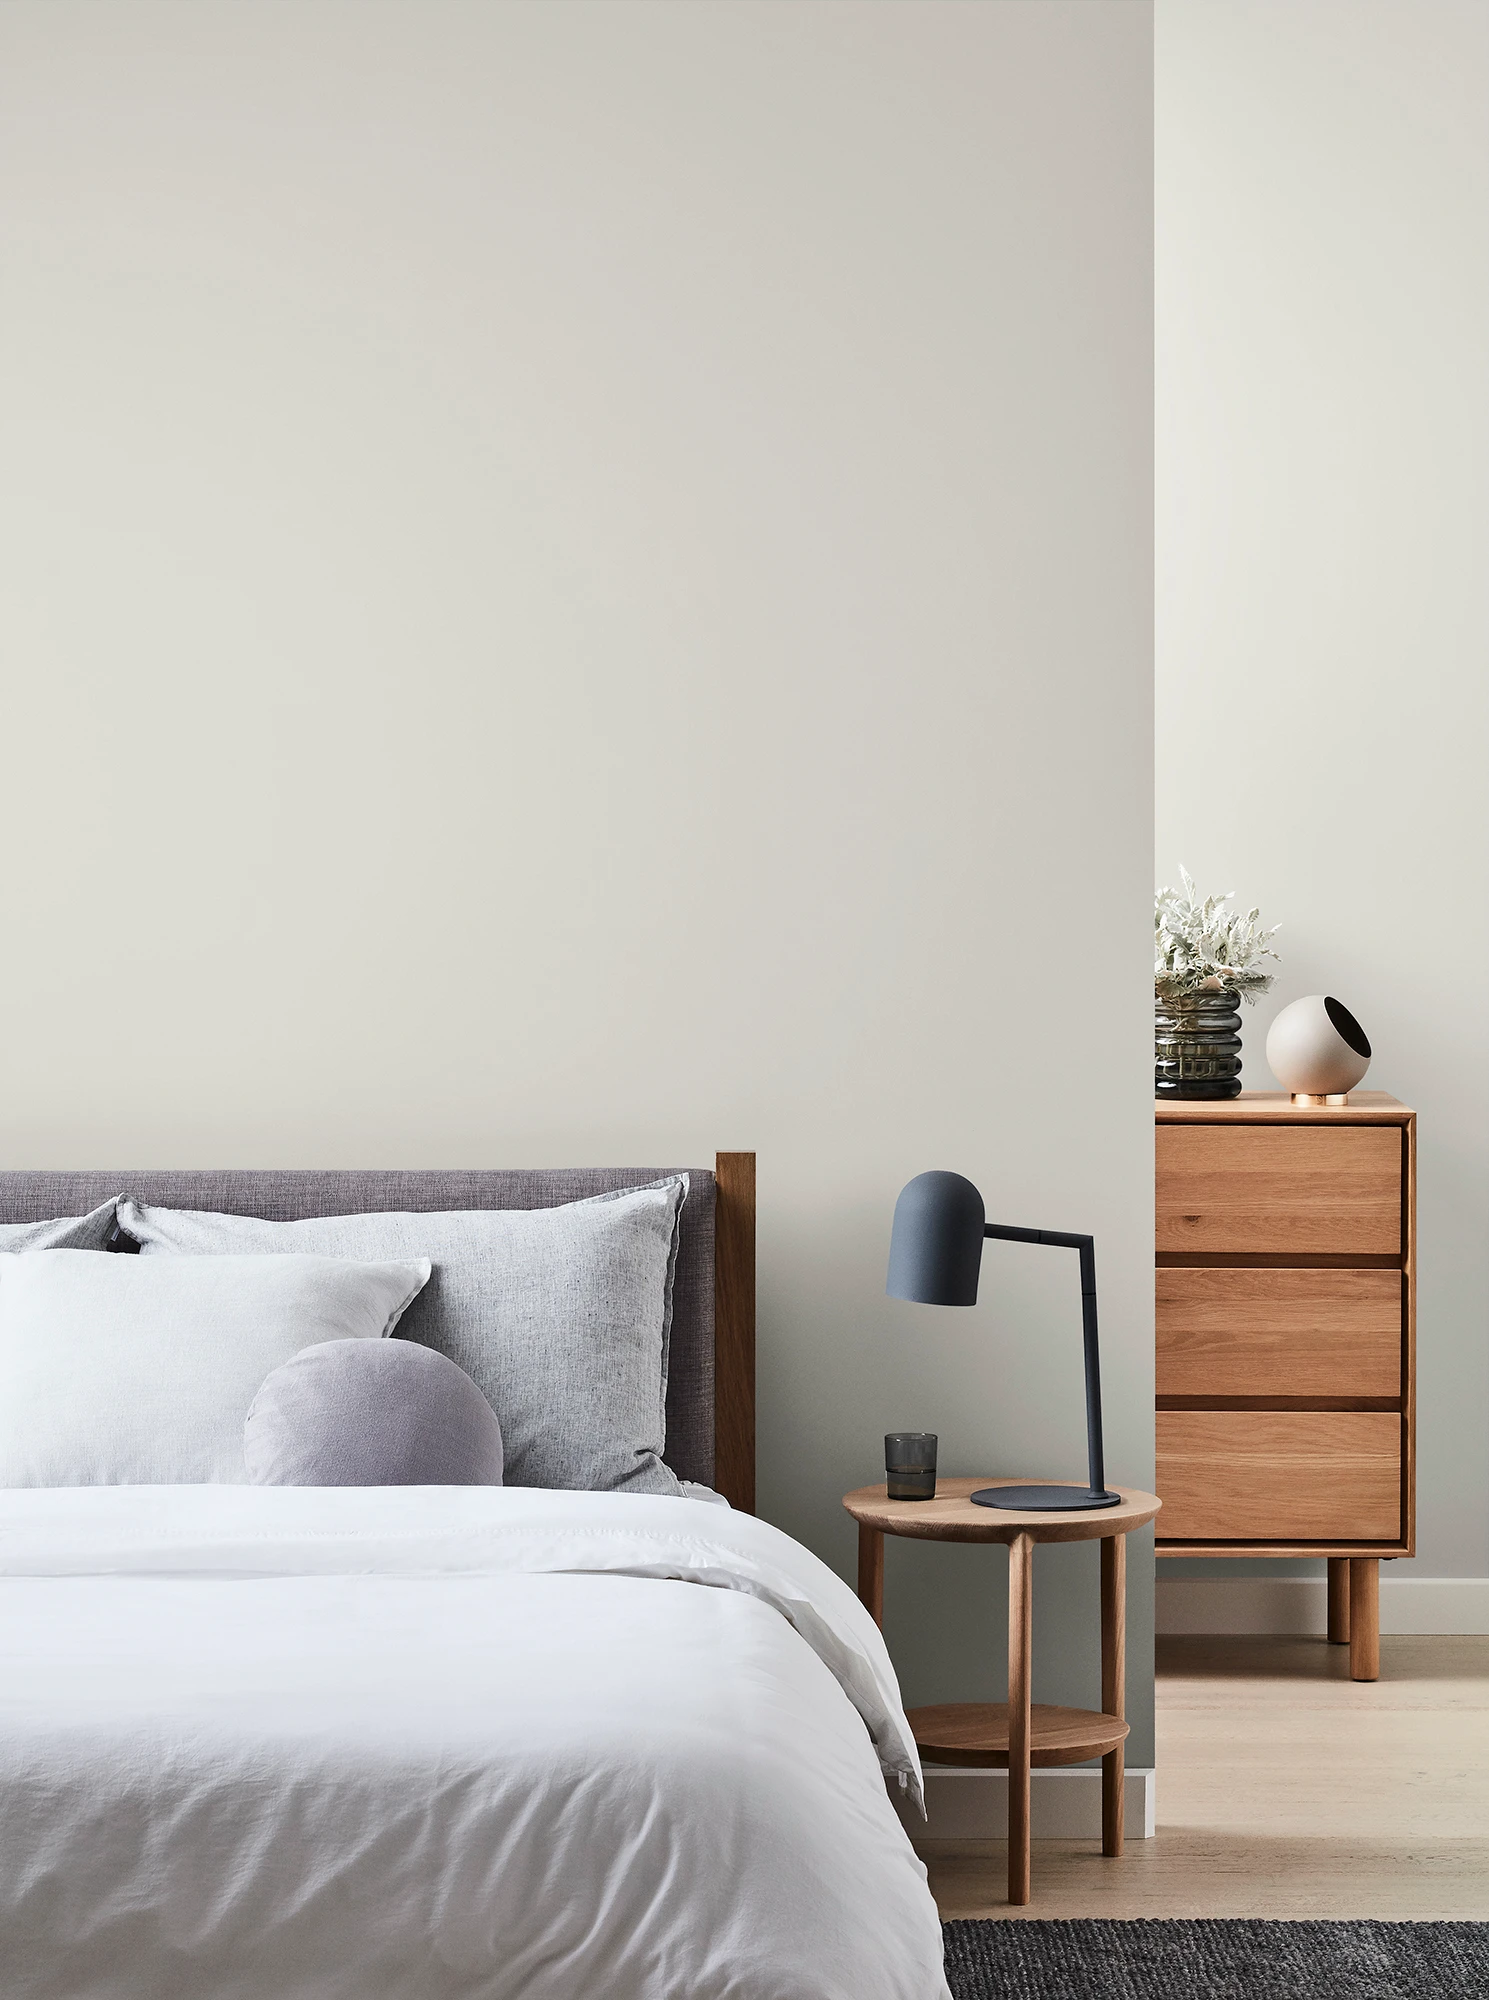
[{"left": 884, "top": 1432, "right": 937, "bottom": 1501}]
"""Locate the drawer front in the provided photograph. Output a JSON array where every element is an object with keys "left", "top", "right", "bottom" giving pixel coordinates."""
[
  {"left": 1157, "top": 1410, "right": 1401, "bottom": 1540},
  {"left": 1156, "top": 1268, "right": 1403, "bottom": 1398},
  {"left": 1156, "top": 1125, "right": 1402, "bottom": 1256}
]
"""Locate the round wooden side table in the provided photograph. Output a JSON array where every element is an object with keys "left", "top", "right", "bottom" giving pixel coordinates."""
[{"left": 843, "top": 1475, "right": 1161, "bottom": 1906}]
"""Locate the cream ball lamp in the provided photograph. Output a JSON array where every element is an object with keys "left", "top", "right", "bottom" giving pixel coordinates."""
[{"left": 1265, "top": 995, "right": 1372, "bottom": 1104}]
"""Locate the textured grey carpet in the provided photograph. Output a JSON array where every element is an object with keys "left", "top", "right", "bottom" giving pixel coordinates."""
[{"left": 942, "top": 1919, "right": 1489, "bottom": 1999}]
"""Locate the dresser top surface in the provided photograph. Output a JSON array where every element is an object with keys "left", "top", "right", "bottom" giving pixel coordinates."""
[{"left": 1157, "top": 1091, "right": 1413, "bottom": 1125}]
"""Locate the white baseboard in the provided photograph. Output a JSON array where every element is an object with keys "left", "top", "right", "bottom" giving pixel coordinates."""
[
  {"left": 898, "top": 1766, "right": 1155, "bottom": 1842},
  {"left": 1157, "top": 1575, "right": 1489, "bottom": 1637}
]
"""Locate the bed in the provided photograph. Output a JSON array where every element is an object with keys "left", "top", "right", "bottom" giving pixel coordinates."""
[{"left": 0, "top": 1159, "right": 950, "bottom": 2000}]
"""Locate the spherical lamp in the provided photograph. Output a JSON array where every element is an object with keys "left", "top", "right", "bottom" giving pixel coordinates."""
[{"left": 1265, "top": 995, "right": 1372, "bottom": 1104}]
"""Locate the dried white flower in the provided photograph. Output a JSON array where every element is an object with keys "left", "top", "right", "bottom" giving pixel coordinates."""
[{"left": 1155, "top": 866, "right": 1281, "bottom": 1004}]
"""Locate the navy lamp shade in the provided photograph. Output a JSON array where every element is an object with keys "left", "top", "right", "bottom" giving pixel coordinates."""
[
  {"left": 885, "top": 1171, "right": 986, "bottom": 1306},
  {"left": 886, "top": 1171, "right": 1121, "bottom": 1512}
]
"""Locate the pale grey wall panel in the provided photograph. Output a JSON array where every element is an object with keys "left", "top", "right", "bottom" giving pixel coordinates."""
[
  {"left": 0, "top": 0, "right": 1156, "bottom": 1754},
  {"left": 1157, "top": 0, "right": 1489, "bottom": 1592}
]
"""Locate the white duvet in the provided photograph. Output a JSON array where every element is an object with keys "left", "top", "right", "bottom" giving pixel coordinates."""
[{"left": 0, "top": 1486, "right": 950, "bottom": 2000}]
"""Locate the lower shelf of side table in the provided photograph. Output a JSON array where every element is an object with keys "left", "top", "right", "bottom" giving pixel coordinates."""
[{"left": 909, "top": 1702, "right": 1129, "bottom": 1769}]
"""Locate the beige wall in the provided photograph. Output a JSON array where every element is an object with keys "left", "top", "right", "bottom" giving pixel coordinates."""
[
  {"left": 1, "top": 2, "right": 1156, "bottom": 1747},
  {"left": 1157, "top": 2, "right": 1489, "bottom": 1592}
]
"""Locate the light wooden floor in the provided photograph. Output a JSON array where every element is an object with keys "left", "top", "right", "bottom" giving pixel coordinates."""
[{"left": 922, "top": 1634, "right": 1489, "bottom": 1921}]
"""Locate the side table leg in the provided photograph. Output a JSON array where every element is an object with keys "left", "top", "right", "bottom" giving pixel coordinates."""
[
  {"left": 1328, "top": 1558, "right": 1351, "bottom": 1645},
  {"left": 857, "top": 1524, "right": 884, "bottom": 1630},
  {"left": 1007, "top": 1531, "right": 1033, "bottom": 1906},
  {"left": 1101, "top": 1533, "right": 1126, "bottom": 1858},
  {"left": 1349, "top": 1558, "right": 1380, "bottom": 1681}
]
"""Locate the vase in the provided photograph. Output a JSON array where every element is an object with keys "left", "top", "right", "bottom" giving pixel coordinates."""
[{"left": 1155, "top": 988, "right": 1243, "bottom": 1100}]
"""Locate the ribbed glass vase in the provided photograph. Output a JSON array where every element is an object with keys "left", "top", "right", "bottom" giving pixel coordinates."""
[{"left": 1155, "top": 988, "right": 1243, "bottom": 1100}]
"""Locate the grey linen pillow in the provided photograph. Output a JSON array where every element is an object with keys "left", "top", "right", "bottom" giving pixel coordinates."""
[
  {"left": 117, "top": 1177, "right": 688, "bottom": 1495},
  {"left": 246, "top": 1339, "right": 504, "bottom": 1487},
  {"left": 0, "top": 1199, "right": 118, "bottom": 1253}
]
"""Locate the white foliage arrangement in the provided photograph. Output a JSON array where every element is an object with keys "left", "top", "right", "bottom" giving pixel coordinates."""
[{"left": 1155, "top": 867, "right": 1281, "bottom": 1004}]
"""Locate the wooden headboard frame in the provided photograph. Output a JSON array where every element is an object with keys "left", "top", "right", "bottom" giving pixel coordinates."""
[{"left": 713, "top": 1152, "right": 756, "bottom": 1513}]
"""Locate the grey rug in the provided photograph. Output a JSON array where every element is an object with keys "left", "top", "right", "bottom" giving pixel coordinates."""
[{"left": 942, "top": 1919, "right": 1489, "bottom": 1999}]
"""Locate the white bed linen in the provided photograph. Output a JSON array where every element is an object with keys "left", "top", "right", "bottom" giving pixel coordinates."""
[{"left": 0, "top": 1485, "right": 950, "bottom": 2000}]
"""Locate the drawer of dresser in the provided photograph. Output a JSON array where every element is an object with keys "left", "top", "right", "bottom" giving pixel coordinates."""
[
  {"left": 1156, "top": 1268, "right": 1402, "bottom": 1398},
  {"left": 1156, "top": 1124, "right": 1402, "bottom": 1256},
  {"left": 1157, "top": 1410, "right": 1401, "bottom": 1541}
]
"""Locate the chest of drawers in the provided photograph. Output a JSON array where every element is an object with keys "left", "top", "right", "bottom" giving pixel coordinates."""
[{"left": 1155, "top": 1092, "right": 1415, "bottom": 1680}]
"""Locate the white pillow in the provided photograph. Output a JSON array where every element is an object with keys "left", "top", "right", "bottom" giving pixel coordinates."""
[{"left": 0, "top": 1250, "right": 431, "bottom": 1486}]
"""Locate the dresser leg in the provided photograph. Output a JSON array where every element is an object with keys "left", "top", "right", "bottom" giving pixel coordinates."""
[
  {"left": 1007, "top": 1532, "right": 1033, "bottom": 1905},
  {"left": 1327, "top": 1558, "right": 1351, "bottom": 1644},
  {"left": 857, "top": 1525, "right": 884, "bottom": 1631},
  {"left": 1349, "top": 1559, "right": 1379, "bottom": 1681},
  {"left": 1101, "top": 1534, "right": 1126, "bottom": 1857}
]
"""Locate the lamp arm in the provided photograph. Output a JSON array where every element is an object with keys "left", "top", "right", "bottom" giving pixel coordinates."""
[{"left": 983, "top": 1223, "right": 1107, "bottom": 1499}]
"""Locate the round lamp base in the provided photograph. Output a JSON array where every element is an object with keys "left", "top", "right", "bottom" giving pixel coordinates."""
[{"left": 971, "top": 1483, "right": 1123, "bottom": 1512}]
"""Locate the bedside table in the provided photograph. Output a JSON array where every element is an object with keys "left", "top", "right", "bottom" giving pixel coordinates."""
[{"left": 843, "top": 1476, "right": 1161, "bottom": 1905}]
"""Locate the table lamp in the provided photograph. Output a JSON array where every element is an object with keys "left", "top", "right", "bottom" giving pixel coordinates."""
[{"left": 886, "top": 1170, "right": 1120, "bottom": 1511}]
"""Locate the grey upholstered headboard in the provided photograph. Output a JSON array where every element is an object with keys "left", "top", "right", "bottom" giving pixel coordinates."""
[{"left": 0, "top": 1162, "right": 757, "bottom": 1506}]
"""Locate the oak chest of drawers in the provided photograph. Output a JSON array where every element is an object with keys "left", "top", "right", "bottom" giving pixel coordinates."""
[{"left": 1155, "top": 1092, "right": 1415, "bottom": 1680}]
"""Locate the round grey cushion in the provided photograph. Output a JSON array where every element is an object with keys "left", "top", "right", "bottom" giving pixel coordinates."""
[{"left": 245, "top": 1339, "right": 504, "bottom": 1487}]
